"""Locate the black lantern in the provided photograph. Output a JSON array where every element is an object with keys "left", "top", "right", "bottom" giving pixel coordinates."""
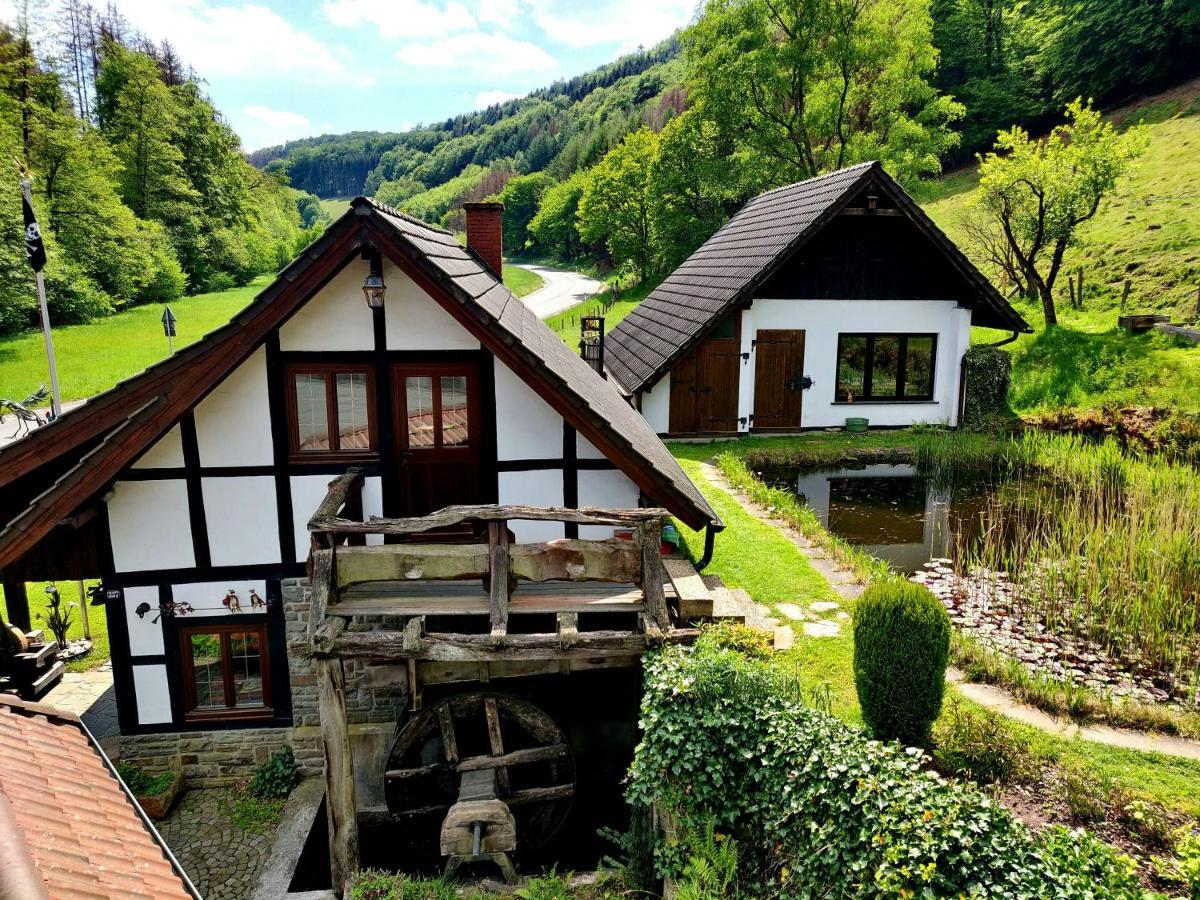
[{"left": 362, "top": 252, "right": 386, "bottom": 309}]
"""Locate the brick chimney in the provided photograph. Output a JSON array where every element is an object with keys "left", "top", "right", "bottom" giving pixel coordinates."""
[{"left": 463, "top": 201, "right": 504, "bottom": 278}]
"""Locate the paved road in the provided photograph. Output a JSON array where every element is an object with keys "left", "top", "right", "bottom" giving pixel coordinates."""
[{"left": 516, "top": 264, "right": 604, "bottom": 319}]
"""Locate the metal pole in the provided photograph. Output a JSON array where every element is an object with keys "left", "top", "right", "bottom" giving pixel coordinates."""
[
  {"left": 77, "top": 579, "right": 90, "bottom": 640},
  {"left": 22, "top": 178, "right": 61, "bottom": 418}
]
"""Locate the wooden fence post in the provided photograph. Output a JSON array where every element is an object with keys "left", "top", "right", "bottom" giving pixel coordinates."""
[
  {"left": 1193, "top": 284, "right": 1200, "bottom": 323},
  {"left": 487, "top": 521, "right": 510, "bottom": 646},
  {"left": 1120, "top": 279, "right": 1131, "bottom": 312},
  {"left": 638, "top": 519, "right": 670, "bottom": 634}
]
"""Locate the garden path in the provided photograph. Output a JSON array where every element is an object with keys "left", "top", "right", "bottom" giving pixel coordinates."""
[{"left": 698, "top": 460, "right": 1200, "bottom": 763}]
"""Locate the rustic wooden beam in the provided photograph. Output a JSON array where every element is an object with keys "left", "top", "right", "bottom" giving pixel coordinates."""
[
  {"left": 487, "top": 522, "right": 509, "bottom": 646},
  {"left": 663, "top": 557, "right": 712, "bottom": 621},
  {"left": 436, "top": 705, "right": 460, "bottom": 764},
  {"left": 310, "top": 504, "right": 668, "bottom": 538},
  {"left": 307, "top": 470, "right": 365, "bottom": 536},
  {"left": 326, "top": 627, "right": 700, "bottom": 662},
  {"left": 483, "top": 696, "right": 511, "bottom": 795},
  {"left": 307, "top": 550, "right": 334, "bottom": 646},
  {"left": 312, "top": 616, "right": 348, "bottom": 656},
  {"left": 638, "top": 519, "right": 670, "bottom": 631},
  {"left": 386, "top": 743, "right": 569, "bottom": 782},
  {"left": 317, "top": 657, "right": 359, "bottom": 895},
  {"left": 402, "top": 615, "right": 425, "bottom": 653}
]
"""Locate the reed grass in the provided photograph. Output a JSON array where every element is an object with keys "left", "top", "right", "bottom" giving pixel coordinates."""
[{"left": 939, "top": 432, "right": 1200, "bottom": 689}]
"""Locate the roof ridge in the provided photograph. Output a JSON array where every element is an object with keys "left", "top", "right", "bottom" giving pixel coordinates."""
[
  {"left": 749, "top": 160, "right": 879, "bottom": 201},
  {"left": 357, "top": 196, "right": 456, "bottom": 236}
]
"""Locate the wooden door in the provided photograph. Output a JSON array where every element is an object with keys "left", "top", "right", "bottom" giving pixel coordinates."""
[
  {"left": 668, "top": 340, "right": 741, "bottom": 434},
  {"left": 699, "top": 340, "right": 741, "bottom": 433},
  {"left": 393, "top": 362, "right": 484, "bottom": 517},
  {"left": 752, "top": 329, "right": 805, "bottom": 431}
]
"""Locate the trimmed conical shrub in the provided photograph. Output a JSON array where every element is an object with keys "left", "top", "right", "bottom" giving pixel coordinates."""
[{"left": 853, "top": 578, "right": 951, "bottom": 746}]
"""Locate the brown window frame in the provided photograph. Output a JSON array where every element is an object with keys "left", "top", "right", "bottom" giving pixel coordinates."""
[
  {"left": 834, "top": 333, "right": 938, "bottom": 403},
  {"left": 285, "top": 363, "right": 378, "bottom": 463},
  {"left": 179, "top": 623, "right": 273, "bottom": 723}
]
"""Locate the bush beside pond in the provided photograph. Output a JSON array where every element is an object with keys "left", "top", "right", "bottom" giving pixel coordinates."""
[{"left": 628, "top": 635, "right": 1142, "bottom": 897}]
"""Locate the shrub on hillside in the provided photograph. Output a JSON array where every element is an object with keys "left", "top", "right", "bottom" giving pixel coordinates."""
[
  {"left": 853, "top": 579, "right": 951, "bottom": 746},
  {"left": 628, "top": 640, "right": 1142, "bottom": 897}
]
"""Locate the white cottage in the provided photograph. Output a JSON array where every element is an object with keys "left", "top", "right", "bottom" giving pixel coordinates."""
[
  {"left": 606, "top": 162, "right": 1031, "bottom": 434},
  {"left": 0, "top": 200, "right": 719, "bottom": 761}
]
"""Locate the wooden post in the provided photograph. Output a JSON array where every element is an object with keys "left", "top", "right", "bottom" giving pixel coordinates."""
[
  {"left": 317, "top": 656, "right": 359, "bottom": 896},
  {"left": 637, "top": 519, "right": 669, "bottom": 633},
  {"left": 1, "top": 572, "right": 30, "bottom": 632},
  {"left": 1076, "top": 267, "right": 1084, "bottom": 309},
  {"left": 1193, "top": 284, "right": 1200, "bottom": 323},
  {"left": 77, "top": 580, "right": 90, "bottom": 640},
  {"left": 1120, "top": 279, "right": 1132, "bottom": 312},
  {"left": 487, "top": 521, "right": 510, "bottom": 646}
]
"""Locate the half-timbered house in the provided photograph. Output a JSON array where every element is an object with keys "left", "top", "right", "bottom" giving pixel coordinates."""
[
  {"left": 0, "top": 198, "right": 720, "bottom": 817},
  {"left": 606, "top": 162, "right": 1032, "bottom": 435}
]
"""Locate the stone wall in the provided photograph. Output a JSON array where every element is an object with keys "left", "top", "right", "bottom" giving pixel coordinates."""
[{"left": 118, "top": 578, "right": 409, "bottom": 787}]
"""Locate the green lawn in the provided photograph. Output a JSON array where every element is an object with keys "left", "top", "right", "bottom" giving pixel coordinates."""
[
  {"left": 0, "top": 579, "right": 107, "bottom": 672},
  {"left": 0, "top": 276, "right": 270, "bottom": 403},
  {"left": 670, "top": 433, "right": 1200, "bottom": 817},
  {"left": 502, "top": 264, "right": 544, "bottom": 298},
  {"left": 318, "top": 197, "right": 352, "bottom": 219},
  {"left": 545, "top": 277, "right": 656, "bottom": 345}
]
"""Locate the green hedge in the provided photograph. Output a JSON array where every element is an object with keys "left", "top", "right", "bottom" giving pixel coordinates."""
[
  {"left": 962, "top": 345, "right": 1014, "bottom": 429},
  {"left": 627, "top": 637, "right": 1141, "bottom": 897},
  {"left": 853, "top": 579, "right": 951, "bottom": 746}
]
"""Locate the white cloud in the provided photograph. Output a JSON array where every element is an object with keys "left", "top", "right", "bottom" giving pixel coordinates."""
[
  {"left": 238, "top": 105, "right": 314, "bottom": 149},
  {"left": 322, "top": 0, "right": 476, "bottom": 39},
  {"left": 526, "top": 0, "right": 696, "bottom": 49},
  {"left": 475, "top": 89, "right": 521, "bottom": 108},
  {"left": 398, "top": 32, "right": 557, "bottom": 74},
  {"left": 108, "top": 0, "right": 362, "bottom": 84},
  {"left": 476, "top": 0, "right": 522, "bottom": 28}
]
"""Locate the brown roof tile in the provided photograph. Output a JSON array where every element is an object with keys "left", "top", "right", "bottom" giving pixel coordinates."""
[{"left": 0, "top": 697, "right": 195, "bottom": 900}]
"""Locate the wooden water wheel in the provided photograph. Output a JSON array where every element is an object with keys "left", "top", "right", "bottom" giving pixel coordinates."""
[{"left": 385, "top": 692, "right": 576, "bottom": 852}]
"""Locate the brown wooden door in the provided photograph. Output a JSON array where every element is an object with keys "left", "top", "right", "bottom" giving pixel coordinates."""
[
  {"left": 393, "top": 362, "right": 484, "bottom": 517},
  {"left": 699, "top": 340, "right": 741, "bottom": 432},
  {"left": 752, "top": 329, "right": 805, "bottom": 431},
  {"left": 668, "top": 340, "right": 741, "bottom": 434}
]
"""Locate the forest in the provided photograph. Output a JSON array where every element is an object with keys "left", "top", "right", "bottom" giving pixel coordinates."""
[
  {"left": 5, "top": 0, "right": 1199, "bottom": 340},
  {"left": 0, "top": 3, "right": 327, "bottom": 336},
  {"left": 250, "top": 0, "right": 1200, "bottom": 287}
]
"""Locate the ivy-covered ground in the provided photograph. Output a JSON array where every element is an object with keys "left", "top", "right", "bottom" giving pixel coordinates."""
[{"left": 668, "top": 432, "right": 1200, "bottom": 890}]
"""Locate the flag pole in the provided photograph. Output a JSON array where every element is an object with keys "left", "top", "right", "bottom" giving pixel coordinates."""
[{"left": 21, "top": 175, "right": 61, "bottom": 418}]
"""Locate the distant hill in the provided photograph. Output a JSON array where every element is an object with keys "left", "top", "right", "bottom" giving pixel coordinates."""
[{"left": 249, "top": 37, "right": 683, "bottom": 207}]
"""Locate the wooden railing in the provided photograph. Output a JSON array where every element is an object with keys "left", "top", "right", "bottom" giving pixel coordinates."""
[{"left": 306, "top": 470, "right": 681, "bottom": 657}]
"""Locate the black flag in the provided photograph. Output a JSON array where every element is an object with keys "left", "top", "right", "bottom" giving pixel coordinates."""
[{"left": 22, "top": 184, "right": 46, "bottom": 273}]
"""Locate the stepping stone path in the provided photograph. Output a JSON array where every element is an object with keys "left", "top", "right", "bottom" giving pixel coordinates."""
[{"left": 803, "top": 621, "right": 842, "bottom": 638}]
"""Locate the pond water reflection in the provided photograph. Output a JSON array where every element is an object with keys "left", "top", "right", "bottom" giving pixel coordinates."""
[{"left": 760, "top": 463, "right": 994, "bottom": 574}]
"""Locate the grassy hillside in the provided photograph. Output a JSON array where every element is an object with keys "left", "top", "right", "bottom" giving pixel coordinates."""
[{"left": 918, "top": 79, "right": 1200, "bottom": 414}]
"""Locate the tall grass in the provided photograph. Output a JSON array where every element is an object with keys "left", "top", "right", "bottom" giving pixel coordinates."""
[{"left": 948, "top": 433, "right": 1200, "bottom": 683}]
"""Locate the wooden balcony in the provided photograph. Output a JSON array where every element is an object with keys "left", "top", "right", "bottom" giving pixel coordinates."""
[{"left": 304, "top": 470, "right": 711, "bottom": 676}]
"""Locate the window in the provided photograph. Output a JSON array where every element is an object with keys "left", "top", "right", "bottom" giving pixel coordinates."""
[
  {"left": 286, "top": 365, "right": 376, "bottom": 459},
  {"left": 397, "top": 366, "right": 476, "bottom": 451},
  {"left": 180, "top": 625, "right": 271, "bottom": 721},
  {"left": 835, "top": 334, "right": 937, "bottom": 402}
]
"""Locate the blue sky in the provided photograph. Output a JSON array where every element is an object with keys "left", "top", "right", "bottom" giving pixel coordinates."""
[{"left": 84, "top": 0, "right": 700, "bottom": 150}]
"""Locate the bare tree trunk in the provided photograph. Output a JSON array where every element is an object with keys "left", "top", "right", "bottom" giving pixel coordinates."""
[{"left": 1038, "top": 280, "right": 1058, "bottom": 326}]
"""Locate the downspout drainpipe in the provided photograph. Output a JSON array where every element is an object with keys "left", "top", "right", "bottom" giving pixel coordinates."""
[
  {"left": 983, "top": 329, "right": 1021, "bottom": 348},
  {"left": 694, "top": 524, "right": 720, "bottom": 572}
]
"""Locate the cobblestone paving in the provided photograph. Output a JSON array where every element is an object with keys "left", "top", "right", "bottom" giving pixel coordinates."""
[{"left": 158, "top": 788, "right": 280, "bottom": 899}]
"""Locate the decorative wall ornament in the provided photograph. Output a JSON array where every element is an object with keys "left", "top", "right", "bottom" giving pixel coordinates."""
[{"left": 133, "top": 589, "right": 276, "bottom": 621}]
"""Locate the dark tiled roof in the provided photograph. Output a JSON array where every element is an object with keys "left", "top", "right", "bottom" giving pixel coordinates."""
[
  {"left": 607, "top": 162, "right": 1030, "bottom": 394},
  {"left": 363, "top": 199, "right": 720, "bottom": 528},
  {"left": 0, "top": 696, "right": 195, "bottom": 899}
]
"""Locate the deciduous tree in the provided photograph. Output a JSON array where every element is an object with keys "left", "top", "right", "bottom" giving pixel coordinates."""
[
  {"left": 975, "top": 99, "right": 1147, "bottom": 325},
  {"left": 577, "top": 128, "right": 661, "bottom": 279}
]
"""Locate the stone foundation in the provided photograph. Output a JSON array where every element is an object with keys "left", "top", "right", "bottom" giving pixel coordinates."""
[{"left": 118, "top": 727, "right": 323, "bottom": 787}]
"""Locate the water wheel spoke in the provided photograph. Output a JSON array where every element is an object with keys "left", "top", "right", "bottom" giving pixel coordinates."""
[
  {"left": 436, "top": 704, "right": 459, "bottom": 763},
  {"left": 505, "top": 784, "right": 575, "bottom": 806},
  {"left": 484, "top": 696, "right": 512, "bottom": 795}
]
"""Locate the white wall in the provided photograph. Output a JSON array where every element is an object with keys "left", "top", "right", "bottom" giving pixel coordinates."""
[
  {"left": 132, "top": 425, "right": 184, "bottom": 469},
  {"left": 385, "top": 262, "right": 481, "bottom": 351},
  {"left": 494, "top": 358, "right": 562, "bottom": 460},
  {"left": 133, "top": 665, "right": 173, "bottom": 725},
  {"left": 124, "top": 586, "right": 165, "bottom": 656},
  {"left": 639, "top": 373, "right": 671, "bottom": 434},
  {"left": 194, "top": 347, "right": 273, "bottom": 467},
  {"left": 201, "top": 476, "right": 281, "bottom": 566},
  {"left": 108, "top": 480, "right": 195, "bottom": 572},
  {"left": 741, "top": 299, "right": 969, "bottom": 429},
  {"left": 289, "top": 474, "right": 385, "bottom": 562},
  {"left": 279, "top": 262, "right": 376, "bottom": 351},
  {"left": 498, "top": 471, "right": 564, "bottom": 541},
  {"left": 577, "top": 469, "right": 640, "bottom": 539}
]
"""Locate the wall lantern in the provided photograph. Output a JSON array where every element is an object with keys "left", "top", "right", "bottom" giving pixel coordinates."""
[{"left": 362, "top": 251, "right": 386, "bottom": 309}]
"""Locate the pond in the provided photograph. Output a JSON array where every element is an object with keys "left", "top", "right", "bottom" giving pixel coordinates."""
[{"left": 758, "top": 462, "right": 996, "bottom": 574}]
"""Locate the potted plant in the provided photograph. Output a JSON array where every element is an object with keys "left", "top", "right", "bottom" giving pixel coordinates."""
[{"left": 117, "top": 762, "right": 185, "bottom": 819}]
